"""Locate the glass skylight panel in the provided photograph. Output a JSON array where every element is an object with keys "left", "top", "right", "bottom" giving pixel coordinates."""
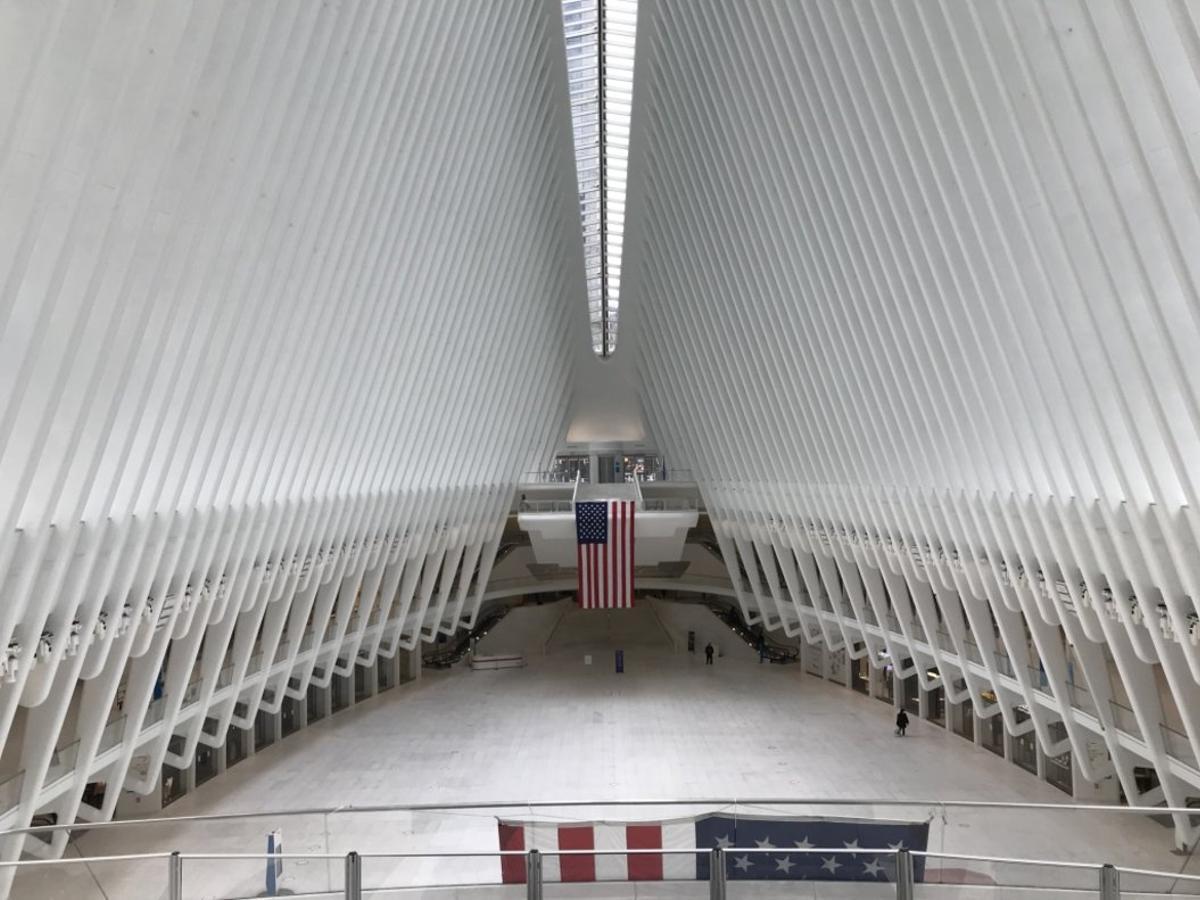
[{"left": 561, "top": 0, "right": 638, "bottom": 357}]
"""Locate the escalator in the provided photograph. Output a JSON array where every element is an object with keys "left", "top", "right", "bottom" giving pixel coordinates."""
[{"left": 706, "top": 600, "right": 799, "bottom": 664}]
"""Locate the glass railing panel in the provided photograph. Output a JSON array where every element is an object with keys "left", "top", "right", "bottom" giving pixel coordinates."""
[
  {"left": 11, "top": 801, "right": 1200, "bottom": 898},
  {"left": 10, "top": 853, "right": 171, "bottom": 900},
  {"left": 0, "top": 770, "right": 22, "bottom": 817},
  {"left": 181, "top": 679, "right": 202, "bottom": 707},
  {"left": 363, "top": 851, "right": 502, "bottom": 893},
  {"left": 1159, "top": 723, "right": 1199, "bottom": 769},
  {"left": 99, "top": 714, "right": 127, "bottom": 753},
  {"left": 1067, "top": 679, "right": 1096, "bottom": 715},
  {"left": 1116, "top": 865, "right": 1200, "bottom": 896},
  {"left": 181, "top": 853, "right": 340, "bottom": 899},
  {"left": 43, "top": 738, "right": 81, "bottom": 788},
  {"left": 918, "top": 853, "right": 1100, "bottom": 895},
  {"left": 1109, "top": 700, "right": 1142, "bottom": 739},
  {"left": 145, "top": 697, "right": 166, "bottom": 725}
]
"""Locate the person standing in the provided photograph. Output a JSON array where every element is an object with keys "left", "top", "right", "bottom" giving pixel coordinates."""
[
  {"left": 896, "top": 709, "right": 909, "bottom": 736},
  {"left": 705, "top": 643, "right": 714, "bottom": 665}
]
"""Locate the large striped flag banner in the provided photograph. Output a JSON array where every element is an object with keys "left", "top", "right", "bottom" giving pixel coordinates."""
[
  {"left": 575, "top": 500, "right": 635, "bottom": 608},
  {"left": 497, "top": 814, "right": 930, "bottom": 884}
]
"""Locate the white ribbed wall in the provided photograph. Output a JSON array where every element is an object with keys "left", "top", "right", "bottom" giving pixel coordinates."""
[
  {"left": 624, "top": 0, "right": 1200, "bottom": 843},
  {"left": 0, "top": 0, "right": 584, "bottom": 865}
]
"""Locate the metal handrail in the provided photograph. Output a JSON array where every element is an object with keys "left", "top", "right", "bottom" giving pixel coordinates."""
[
  {"left": 7, "top": 794, "right": 1200, "bottom": 838},
  {"left": 0, "top": 844, "right": 1164, "bottom": 870},
  {"left": 517, "top": 499, "right": 573, "bottom": 512},
  {"left": 0, "top": 851, "right": 174, "bottom": 867},
  {"left": 1113, "top": 864, "right": 1200, "bottom": 883},
  {"left": 0, "top": 843, "right": 1169, "bottom": 900}
]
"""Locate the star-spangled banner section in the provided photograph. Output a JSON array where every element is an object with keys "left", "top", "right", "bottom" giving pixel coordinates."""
[
  {"left": 694, "top": 815, "right": 930, "bottom": 882},
  {"left": 497, "top": 814, "right": 930, "bottom": 884}
]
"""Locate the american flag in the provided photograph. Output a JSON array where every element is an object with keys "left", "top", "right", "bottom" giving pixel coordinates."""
[
  {"left": 575, "top": 500, "right": 635, "bottom": 609},
  {"left": 498, "top": 814, "right": 930, "bottom": 884}
]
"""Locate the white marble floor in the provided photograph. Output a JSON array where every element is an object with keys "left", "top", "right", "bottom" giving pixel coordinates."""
[{"left": 17, "top": 601, "right": 1200, "bottom": 898}]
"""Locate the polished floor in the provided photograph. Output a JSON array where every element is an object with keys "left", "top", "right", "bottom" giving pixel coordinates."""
[{"left": 18, "top": 600, "right": 1200, "bottom": 898}]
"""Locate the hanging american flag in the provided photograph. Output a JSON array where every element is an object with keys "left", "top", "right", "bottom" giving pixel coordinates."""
[
  {"left": 498, "top": 814, "right": 932, "bottom": 884},
  {"left": 575, "top": 500, "right": 635, "bottom": 608}
]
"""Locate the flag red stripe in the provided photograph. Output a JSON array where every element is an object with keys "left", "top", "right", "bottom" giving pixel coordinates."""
[
  {"left": 626, "top": 824, "right": 663, "bottom": 881},
  {"left": 601, "top": 517, "right": 608, "bottom": 606},
  {"left": 621, "top": 501, "right": 629, "bottom": 607},
  {"left": 624, "top": 504, "right": 633, "bottom": 609},
  {"left": 622, "top": 501, "right": 628, "bottom": 607},
  {"left": 616, "top": 501, "right": 623, "bottom": 607},
  {"left": 577, "top": 541, "right": 584, "bottom": 609},
  {"left": 629, "top": 501, "right": 635, "bottom": 607},
  {"left": 595, "top": 542, "right": 604, "bottom": 607},
  {"left": 558, "top": 825, "right": 595, "bottom": 882},
  {"left": 610, "top": 502, "right": 617, "bottom": 607},
  {"left": 498, "top": 824, "right": 526, "bottom": 884}
]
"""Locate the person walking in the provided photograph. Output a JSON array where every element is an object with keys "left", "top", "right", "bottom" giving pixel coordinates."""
[
  {"left": 705, "top": 643, "right": 714, "bottom": 665},
  {"left": 895, "top": 708, "right": 909, "bottom": 736}
]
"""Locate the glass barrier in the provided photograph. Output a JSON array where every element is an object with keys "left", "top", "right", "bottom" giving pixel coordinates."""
[
  {"left": 1115, "top": 865, "right": 1200, "bottom": 897},
  {"left": 723, "top": 848, "right": 895, "bottom": 899},
  {"left": 361, "top": 851, "right": 503, "bottom": 894},
  {"left": 9, "top": 853, "right": 171, "bottom": 900},
  {"left": 919, "top": 852, "right": 1100, "bottom": 896},
  {"left": 181, "top": 853, "right": 340, "bottom": 899},
  {"left": 6, "top": 800, "right": 1200, "bottom": 898},
  {"left": 542, "top": 849, "right": 708, "bottom": 900}
]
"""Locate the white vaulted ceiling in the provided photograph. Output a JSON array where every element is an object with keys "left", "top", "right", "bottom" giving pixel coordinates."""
[{"left": 621, "top": 0, "right": 1200, "bottom": 833}]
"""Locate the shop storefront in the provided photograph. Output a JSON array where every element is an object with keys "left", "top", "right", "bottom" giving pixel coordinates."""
[
  {"left": 851, "top": 646, "right": 871, "bottom": 696},
  {"left": 1011, "top": 708, "right": 1037, "bottom": 775},
  {"left": 1046, "top": 750, "right": 1073, "bottom": 794},
  {"left": 225, "top": 725, "right": 248, "bottom": 769},
  {"left": 876, "top": 659, "right": 895, "bottom": 705},
  {"left": 161, "top": 762, "right": 187, "bottom": 807},
  {"left": 194, "top": 743, "right": 219, "bottom": 787},
  {"left": 282, "top": 695, "right": 301, "bottom": 738},
  {"left": 254, "top": 708, "right": 277, "bottom": 751},
  {"left": 980, "top": 691, "right": 1004, "bottom": 756},
  {"left": 901, "top": 661, "right": 920, "bottom": 716},
  {"left": 925, "top": 670, "right": 945, "bottom": 726},
  {"left": 952, "top": 694, "right": 975, "bottom": 742}
]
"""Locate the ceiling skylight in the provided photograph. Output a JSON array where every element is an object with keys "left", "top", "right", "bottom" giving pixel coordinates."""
[{"left": 562, "top": 0, "right": 638, "bottom": 358}]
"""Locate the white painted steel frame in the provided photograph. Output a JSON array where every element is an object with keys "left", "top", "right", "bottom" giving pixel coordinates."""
[
  {"left": 623, "top": 0, "right": 1200, "bottom": 848},
  {"left": 0, "top": 0, "right": 585, "bottom": 882}
]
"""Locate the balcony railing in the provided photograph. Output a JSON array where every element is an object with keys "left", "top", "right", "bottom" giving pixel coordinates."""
[{"left": 2, "top": 796, "right": 1195, "bottom": 900}]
